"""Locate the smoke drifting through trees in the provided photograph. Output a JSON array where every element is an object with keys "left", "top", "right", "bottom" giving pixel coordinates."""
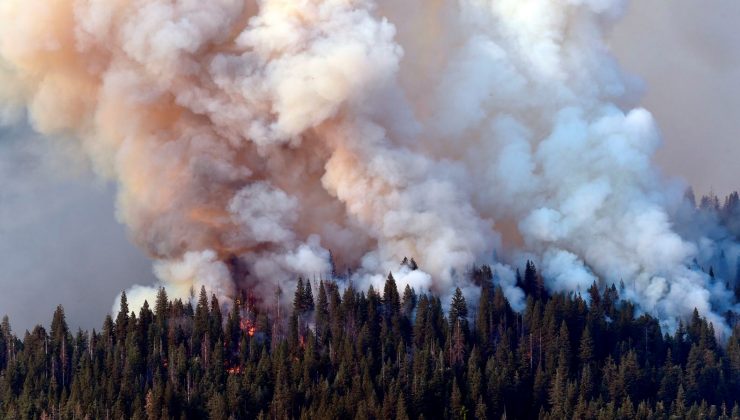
[{"left": 0, "top": 0, "right": 737, "bottom": 333}]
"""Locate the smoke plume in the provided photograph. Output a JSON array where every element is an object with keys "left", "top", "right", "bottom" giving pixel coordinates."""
[{"left": 0, "top": 0, "right": 737, "bottom": 333}]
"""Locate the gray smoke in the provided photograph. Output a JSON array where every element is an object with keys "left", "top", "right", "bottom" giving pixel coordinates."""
[{"left": 0, "top": 0, "right": 736, "bottom": 335}]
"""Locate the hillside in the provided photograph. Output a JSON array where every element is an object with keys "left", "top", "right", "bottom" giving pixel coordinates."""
[{"left": 1, "top": 262, "right": 740, "bottom": 419}]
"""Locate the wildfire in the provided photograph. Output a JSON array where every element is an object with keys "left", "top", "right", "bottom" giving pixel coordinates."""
[
  {"left": 226, "top": 366, "right": 243, "bottom": 375},
  {"left": 240, "top": 318, "right": 256, "bottom": 337}
]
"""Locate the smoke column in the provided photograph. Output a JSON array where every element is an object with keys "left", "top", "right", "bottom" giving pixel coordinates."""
[{"left": 0, "top": 0, "right": 736, "bottom": 333}]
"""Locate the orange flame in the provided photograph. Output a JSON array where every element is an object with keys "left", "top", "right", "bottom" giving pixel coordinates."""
[
  {"left": 240, "top": 318, "right": 256, "bottom": 337},
  {"left": 227, "top": 366, "right": 243, "bottom": 375}
]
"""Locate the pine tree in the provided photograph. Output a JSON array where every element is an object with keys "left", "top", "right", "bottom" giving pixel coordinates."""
[
  {"left": 50, "top": 305, "right": 71, "bottom": 391},
  {"left": 293, "top": 277, "right": 306, "bottom": 315},
  {"left": 194, "top": 286, "right": 210, "bottom": 349},
  {"left": 402, "top": 284, "right": 417, "bottom": 316},
  {"left": 116, "top": 291, "right": 129, "bottom": 343},
  {"left": 303, "top": 280, "right": 314, "bottom": 312},
  {"left": 450, "top": 378, "right": 464, "bottom": 420},
  {"left": 209, "top": 294, "right": 223, "bottom": 347},
  {"left": 449, "top": 288, "right": 468, "bottom": 332},
  {"left": 580, "top": 364, "right": 594, "bottom": 401},
  {"left": 579, "top": 326, "right": 594, "bottom": 366},
  {"left": 383, "top": 272, "right": 401, "bottom": 320},
  {"left": 396, "top": 393, "right": 410, "bottom": 420},
  {"left": 155, "top": 287, "right": 168, "bottom": 322},
  {"left": 549, "top": 367, "right": 567, "bottom": 418},
  {"left": 475, "top": 284, "right": 493, "bottom": 357},
  {"left": 315, "top": 281, "right": 329, "bottom": 343},
  {"left": 225, "top": 296, "right": 240, "bottom": 360},
  {"left": 672, "top": 385, "right": 687, "bottom": 418}
]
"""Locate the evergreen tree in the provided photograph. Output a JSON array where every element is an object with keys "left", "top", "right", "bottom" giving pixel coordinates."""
[
  {"left": 293, "top": 277, "right": 306, "bottom": 315},
  {"left": 449, "top": 287, "right": 468, "bottom": 332},
  {"left": 315, "top": 281, "right": 329, "bottom": 343},
  {"left": 194, "top": 286, "right": 210, "bottom": 348},
  {"left": 116, "top": 291, "right": 129, "bottom": 342},
  {"left": 303, "top": 280, "right": 314, "bottom": 312},
  {"left": 383, "top": 272, "right": 401, "bottom": 320},
  {"left": 402, "top": 284, "right": 417, "bottom": 317}
]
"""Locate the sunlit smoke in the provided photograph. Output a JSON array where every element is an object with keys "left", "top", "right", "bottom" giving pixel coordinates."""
[{"left": 0, "top": 0, "right": 737, "bottom": 334}]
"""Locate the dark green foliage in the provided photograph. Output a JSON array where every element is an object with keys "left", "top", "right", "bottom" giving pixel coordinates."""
[{"left": 0, "top": 261, "right": 738, "bottom": 419}]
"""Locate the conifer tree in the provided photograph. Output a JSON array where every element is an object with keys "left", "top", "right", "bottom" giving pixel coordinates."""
[
  {"left": 402, "top": 284, "right": 417, "bottom": 316},
  {"left": 383, "top": 272, "right": 401, "bottom": 320},
  {"left": 315, "top": 281, "right": 329, "bottom": 343},
  {"left": 115, "top": 291, "right": 129, "bottom": 343},
  {"left": 293, "top": 277, "right": 306, "bottom": 315},
  {"left": 303, "top": 280, "right": 314, "bottom": 312}
]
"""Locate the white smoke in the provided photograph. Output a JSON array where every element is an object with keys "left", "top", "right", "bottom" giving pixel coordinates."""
[{"left": 0, "top": 0, "right": 736, "bottom": 333}]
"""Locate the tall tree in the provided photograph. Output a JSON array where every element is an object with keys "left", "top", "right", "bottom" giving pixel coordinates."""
[{"left": 383, "top": 272, "right": 401, "bottom": 320}]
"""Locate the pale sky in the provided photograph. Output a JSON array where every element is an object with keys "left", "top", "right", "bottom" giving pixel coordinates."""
[{"left": 611, "top": 0, "right": 740, "bottom": 197}]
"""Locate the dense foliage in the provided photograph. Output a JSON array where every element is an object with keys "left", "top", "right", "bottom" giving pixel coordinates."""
[{"left": 1, "top": 259, "right": 740, "bottom": 420}]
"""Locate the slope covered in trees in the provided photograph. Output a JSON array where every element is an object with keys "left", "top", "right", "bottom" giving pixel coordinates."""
[{"left": 1, "top": 261, "right": 740, "bottom": 419}]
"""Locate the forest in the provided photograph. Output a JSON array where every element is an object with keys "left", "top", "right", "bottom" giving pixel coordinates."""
[{"left": 1, "top": 193, "right": 740, "bottom": 419}]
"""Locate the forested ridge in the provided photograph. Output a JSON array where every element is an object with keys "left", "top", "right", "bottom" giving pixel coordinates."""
[
  {"left": 1, "top": 259, "right": 740, "bottom": 420},
  {"left": 2, "top": 191, "right": 740, "bottom": 419}
]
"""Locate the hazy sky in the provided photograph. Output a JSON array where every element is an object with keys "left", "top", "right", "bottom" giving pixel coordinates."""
[
  {"left": 611, "top": 0, "right": 740, "bottom": 197},
  {"left": 0, "top": 0, "right": 738, "bottom": 331},
  {"left": 0, "top": 126, "right": 153, "bottom": 332}
]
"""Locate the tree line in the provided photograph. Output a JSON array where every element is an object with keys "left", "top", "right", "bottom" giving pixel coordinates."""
[{"left": 1, "top": 261, "right": 740, "bottom": 419}]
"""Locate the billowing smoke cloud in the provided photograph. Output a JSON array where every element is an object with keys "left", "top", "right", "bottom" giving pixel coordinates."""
[{"left": 0, "top": 0, "right": 736, "bottom": 333}]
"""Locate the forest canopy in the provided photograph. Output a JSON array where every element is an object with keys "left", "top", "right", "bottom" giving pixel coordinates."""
[{"left": 1, "top": 254, "right": 740, "bottom": 419}]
